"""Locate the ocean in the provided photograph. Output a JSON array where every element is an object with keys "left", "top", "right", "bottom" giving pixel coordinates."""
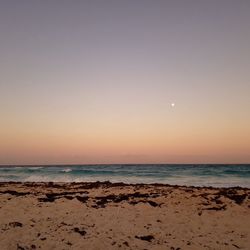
[{"left": 0, "top": 164, "right": 250, "bottom": 188}]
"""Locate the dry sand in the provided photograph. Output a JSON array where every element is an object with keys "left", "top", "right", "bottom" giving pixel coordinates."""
[{"left": 0, "top": 181, "right": 249, "bottom": 250}]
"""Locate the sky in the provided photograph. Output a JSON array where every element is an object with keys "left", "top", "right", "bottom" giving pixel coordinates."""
[{"left": 0, "top": 0, "right": 250, "bottom": 164}]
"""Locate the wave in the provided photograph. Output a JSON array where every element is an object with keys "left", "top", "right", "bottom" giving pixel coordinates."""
[{"left": 0, "top": 165, "right": 250, "bottom": 187}]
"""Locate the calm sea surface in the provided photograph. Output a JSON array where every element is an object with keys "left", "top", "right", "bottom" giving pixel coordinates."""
[{"left": 0, "top": 164, "right": 250, "bottom": 187}]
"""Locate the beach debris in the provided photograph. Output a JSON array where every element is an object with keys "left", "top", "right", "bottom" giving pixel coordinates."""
[
  {"left": 147, "top": 200, "right": 159, "bottom": 207},
  {"left": 123, "top": 241, "right": 129, "bottom": 247},
  {"left": 73, "top": 227, "right": 86, "bottom": 236},
  {"left": 93, "top": 192, "right": 159, "bottom": 208},
  {"left": 129, "top": 200, "right": 160, "bottom": 207},
  {"left": 17, "top": 244, "right": 25, "bottom": 250},
  {"left": 203, "top": 204, "right": 227, "bottom": 211},
  {"left": 35, "top": 188, "right": 159, "bottom": 207},
  {"left": 9, "top": 222, "right": 23, "bottom": 227},
  {"left": 64, "top": 195, "right": 74, "bottom": 200},
  {"left": 0, "top": 190, "right": 31, "bottom": 196},
  {"left": 232, "top": 243, "right": 241, "bottom": 249},
  {"left": 37, "top": 192, "right": 89, "bottom": 202},
  {"left": 216, "top": 189, "right": 247, "bottom": 205},
  {"left": 135, "top": 235, "right": 154, "bottom": 242},
  {"left": 16, "top": 244, "right": 36, "bottom": 250},
  {"left": 75, "top": 195, "right": 89, "bottom": 203},
  {"left": 38, "top": 193, "right": 56, "bottom": 202}
]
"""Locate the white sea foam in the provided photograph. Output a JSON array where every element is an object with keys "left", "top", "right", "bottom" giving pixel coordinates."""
[
  {"left": 28, "top": 166, "right": 43, "bottom": 170},
  {"left": 61, "top": 168, "right": 72, "bottom": 173}
]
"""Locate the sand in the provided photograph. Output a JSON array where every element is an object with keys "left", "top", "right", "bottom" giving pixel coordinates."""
[{"left": 0, "top": 181, "right": 249, "bottom": 250}]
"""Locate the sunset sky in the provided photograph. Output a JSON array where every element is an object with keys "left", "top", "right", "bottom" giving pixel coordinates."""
[{"left": 0, "top": 1, "right": 250, "bottom": 164}]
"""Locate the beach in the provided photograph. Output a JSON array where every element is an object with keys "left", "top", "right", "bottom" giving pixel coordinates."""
[{"left": 0, "top": 182, "right": 249, "bottom": 250}]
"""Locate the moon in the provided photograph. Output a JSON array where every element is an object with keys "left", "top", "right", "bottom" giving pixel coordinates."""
[{"left": 171, "top": 103, "right": 175, "bottom": 107}]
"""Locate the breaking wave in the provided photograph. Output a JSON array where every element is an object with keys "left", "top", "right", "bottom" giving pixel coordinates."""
[{"left": 0, "top": 164, "right": 249, "bottom": 187}]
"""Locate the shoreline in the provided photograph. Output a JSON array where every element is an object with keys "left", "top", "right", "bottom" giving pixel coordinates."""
[
  {"left": 0, "top": 181, "right": 249, "bottom": 249},
  {"left": 1, "top": 180, "right": 250, "bottom": 190}
]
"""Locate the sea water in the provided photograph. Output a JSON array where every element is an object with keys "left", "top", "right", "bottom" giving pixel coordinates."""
[{"left": 0, "top": 164, "right": 250, "bottom": 188}]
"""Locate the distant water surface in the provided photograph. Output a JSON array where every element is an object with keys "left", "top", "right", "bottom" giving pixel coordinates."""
[{"left": 0, "top": 164, "right": 250, "bottom": 188}]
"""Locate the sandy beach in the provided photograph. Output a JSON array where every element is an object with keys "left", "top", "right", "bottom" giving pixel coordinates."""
[{"left": 0, "top": 182, "right": 249, "bottom": 250}]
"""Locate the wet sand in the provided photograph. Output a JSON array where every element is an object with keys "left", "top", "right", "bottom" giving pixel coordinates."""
[{"left": 0, "top": 181, "right": 249, "bottom": 250}]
